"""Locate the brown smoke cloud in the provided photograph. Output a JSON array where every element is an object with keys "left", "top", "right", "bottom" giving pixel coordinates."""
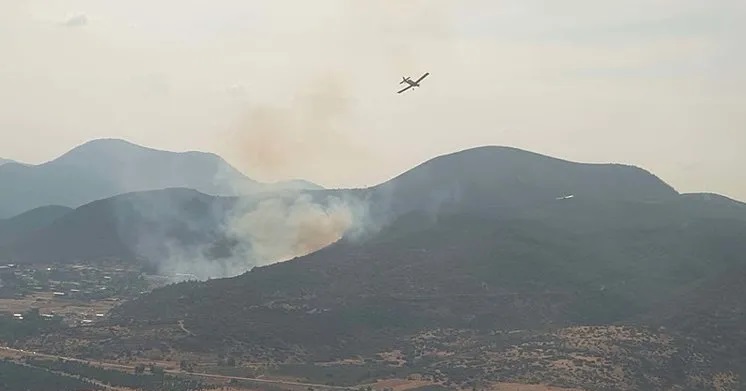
[
  {"left": 230, "top": 73, "right": 372, "bottom": 185},
  {"left": 215, "top": 1, "right": 469, "bottom": 269},
  {"left": 221, "top": 75, "right": 372, "bottom": 266},
  {"left": 225, "top": 0, "right": 469, "bottom": 185}
]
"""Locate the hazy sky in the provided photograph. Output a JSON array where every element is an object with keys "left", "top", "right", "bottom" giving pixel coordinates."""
[{"left": 1, "top": 1, "right": 745, "bottom": 200}]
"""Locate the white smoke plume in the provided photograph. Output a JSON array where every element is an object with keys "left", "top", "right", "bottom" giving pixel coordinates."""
[
  {"left": 129, "top": 191, "right": 376, "bottom": 282},
  {"left": 109, "top": 0, "right": 471, "bottom": 281},
  {"left": 227, "top": 192, "right": 373, "bottom": 265}
]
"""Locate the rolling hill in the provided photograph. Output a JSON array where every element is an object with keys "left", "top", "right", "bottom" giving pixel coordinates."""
[
  {"left": 0, "top": 138, "right": 321, "bottom": 218},
  {"left": 112, "top": 194, "right": 746, "bottom": 336},
  {"left": 9, "top": 145, "right": 746, "bottom": 389},
  {"left": 365, "top": 146, "right": 678, "bottom": 220},
  {"left": 0, "top": 205, "right": 72, "bottom": 246},
  {"left": 0, "top": 188, "right": 239, "bottom": 268},
  {"left": 0, "top": 185, "right": 359, "bottom": 275},
  {"left": 65, "top": 146, "right": 742, "bottom": 388},
  {"left": 0, "top": 146, "right": 685, "bottom": 267}
]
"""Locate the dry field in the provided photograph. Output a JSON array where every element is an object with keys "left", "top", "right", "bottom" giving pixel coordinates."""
[
  {"left": 0, "top": 291, "right": 117, "bottom": 317},
  {"left": 371, "top": 378, "right": 584, "bottom": 391},
  {"left": 486, "top": 383, "right": 583, "bottom": 391},
  {"left": 374, "top": 378, "right": 437, "bottom": 391}
]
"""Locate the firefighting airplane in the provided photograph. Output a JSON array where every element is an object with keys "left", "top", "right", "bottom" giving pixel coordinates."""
[{"left": 397, "top": 72, "right": 430, "bottom": 94}]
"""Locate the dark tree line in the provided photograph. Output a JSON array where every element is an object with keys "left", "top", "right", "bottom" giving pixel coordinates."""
[
  {"left": 27, "top": 358, "right": 215, "bottom": 391},
  {"left": 0, "top": 360, "right": 103, "bottom": 391}
]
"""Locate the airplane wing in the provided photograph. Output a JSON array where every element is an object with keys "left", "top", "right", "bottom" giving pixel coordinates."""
[
  {"left": 397, "top": 84, "right": 413, "bottom": 94},
  {"left": 414, "top": 72, "right": 430, "bottom": 84}
]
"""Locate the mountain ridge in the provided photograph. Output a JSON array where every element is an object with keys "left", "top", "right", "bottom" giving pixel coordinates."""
[
  {"left": 0, "top": 145, "right": 687, "bottom": 267},
  {"left": 364, "top": 145, "right": 680, "bottom": 225},
  {"left": 0, "top": 138, "right": 322, "bottom": 218},
  {"left": 11, "top": 144, "right": 746, "bottom": 390}
]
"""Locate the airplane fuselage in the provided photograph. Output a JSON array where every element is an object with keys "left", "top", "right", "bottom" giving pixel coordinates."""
[{"left": 401, "top": 77, "right": 420, "bottom": 87}]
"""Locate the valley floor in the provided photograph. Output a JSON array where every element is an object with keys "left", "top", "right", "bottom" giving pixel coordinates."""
[
  {"left": 0, "top": 345, "right": 586, "bottom": 391},
  {"left": 6, "top": 320, "right": 743, "bottom": 391}
]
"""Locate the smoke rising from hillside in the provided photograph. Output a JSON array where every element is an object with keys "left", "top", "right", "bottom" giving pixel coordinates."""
[
  {"left": 126, "top": 191, "right": 376, "bottom": 281},
  {"left": 119, "top": 74, "right": 382, "bottom": 280},
  {"left": 227, "top": 193, "right": 373, "bottom": 267},
  {"left": 116, "top": 0, "right": 464, "bottom": 280}
]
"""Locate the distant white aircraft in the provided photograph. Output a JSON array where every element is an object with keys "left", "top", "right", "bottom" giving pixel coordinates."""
[
  {"left": 556, "top": 194, "right": 575, "bottom": 200},
  {"left": 397, "top": 72, "right": 430, "bottom": 94}
]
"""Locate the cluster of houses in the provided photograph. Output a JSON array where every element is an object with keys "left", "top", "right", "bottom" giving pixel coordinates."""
[
  {"left": 1, "top": 262, "right": 144, "bottom": 325},
  {"left": 0, "top": 262, "right": 135, "bottom": 299}
]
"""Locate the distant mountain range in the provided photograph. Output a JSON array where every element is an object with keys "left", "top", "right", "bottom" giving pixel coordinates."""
[
  {"left": 0, "top": 146, "right": 690, "bottom": 267},
  {"left": 4, "top": 146, "right": 745, "bottom": 270},
  {"left": 0, "top": 158, "right": 16, "bottom": 166},
  {"left": 0, "top": 139, "right": 321, "bottom": 218},
  {"left": 11, "top": 145, "right": 746, "bottom": 389}
]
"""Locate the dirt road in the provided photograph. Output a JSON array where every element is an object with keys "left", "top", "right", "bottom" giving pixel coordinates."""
[{"left": 0, "top": 346, "right": 360, "bottom": 390}]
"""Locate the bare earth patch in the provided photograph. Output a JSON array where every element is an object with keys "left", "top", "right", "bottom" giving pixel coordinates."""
[
  {"left": 374, "top": 378, "right": 438, "bottom": 391},
  {"left": 486, "top": 383, "right": 584, "bottom": 391},
  {"left": 0, "top": 292, "right": 117, "bottom": 319}
]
